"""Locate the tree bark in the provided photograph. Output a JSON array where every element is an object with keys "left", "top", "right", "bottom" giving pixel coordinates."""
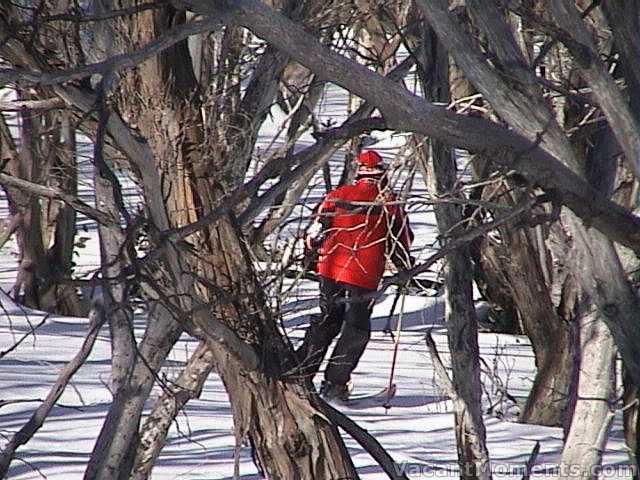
[
  {"left": 557, "top": 228, "right": 618, "bottom": 480},
  {"left": 90, "top": 2, "right": 360, "bottom": 476},
  {"left": 131, "top": 341, "right": 214, "bottom": 480},
  {"left": 623, "top": 371, "right": 639, "bottom": 480},
  {"left": 419, "top": 25, "right": 491, "bottom": 480}
]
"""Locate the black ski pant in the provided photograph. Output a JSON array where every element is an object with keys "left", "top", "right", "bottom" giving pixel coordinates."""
[{"left": 297, "top": 277, "right": 374, "bottom": 386}]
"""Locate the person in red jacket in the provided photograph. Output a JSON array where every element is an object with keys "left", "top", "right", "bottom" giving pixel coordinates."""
[{"left": 299, "top": 150, "right": 413, "bottom": 401}]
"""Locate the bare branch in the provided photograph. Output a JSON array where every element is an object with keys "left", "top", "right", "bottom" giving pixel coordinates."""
[
  {"left": 0, "top": 14, "right": 232, "bottom": 86},
  {"left": 0, "top": 306, "right": 107, "bottom": 478},
  {"left": 424, "top": 330, "right": 457, "bottom": 399},
  {"left": 0, "top": 172, "right": 119, "bottom": 226},
  {"left": 0, "top": 97, "right": 65, "bottom": 111},
  {"left": 131, "top": 341, "right": 214, "bottom": 480},
  {"left": 0, "top": 213, "right": 21, "bottom": 250},
  {"left": 521, "top": 441, "right": 541, "bottom": 480},
  {"left": 0, "top": 313, "right": 48, "bottom": 360},
  {"left": 318, "top": 398, "right": 410, "bottom": 480}
]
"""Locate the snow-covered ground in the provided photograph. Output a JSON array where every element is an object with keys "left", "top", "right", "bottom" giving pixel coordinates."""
[
  {"left": 0, "top": 286, "right": 634, "bottom": 479},
  {"left": 0, "top": 82, "right": 635, "bottom": 479}
]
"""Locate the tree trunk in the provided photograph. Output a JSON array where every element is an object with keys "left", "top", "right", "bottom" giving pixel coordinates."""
[
  {"left": 6, "top": 91, "right": 50, "bottom": 307},
  {"left": 430, "top": 148, "right": 491, "bottom": 480},
  {"left": 557, "top": 229, "right": 618, "bottom": 480},
  {"left": 84, "top": 113, "right": 138, "bottom": 479},
  {"left": 131, "top": 341, "right": 215, "bottom": 480},
  {"left": 623, "top": 371, "right": 639, "bottom": 480},
  {"left": 40, "top": 111, "right": 82, "bottom": 315},
  {"left": 558, "top": 305, "right": 615, "bottom": 480},
  {"left": 87, "top": 2, "right": 361, "bottom": 476},
  {"left": 419, "top": 25, "right": 492, "bottom": 480},
  {"left": 0, "top": 96, "right": 81, "bottom": 315},
  {"left": 505, "top": 227, "right": 575, "bottom": 427},
  {"left": 480, "top": 199, "right": 576, "bottom": 427},
  {"left": 217, "top": 354, "right": 358, "bottom": 479}
]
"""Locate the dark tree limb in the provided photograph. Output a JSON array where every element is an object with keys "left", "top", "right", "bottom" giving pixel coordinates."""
[
  {"left": 318, "top": 398, "right": 410, "bottom": 480},
  {"left": 167, "top": 0, "right": 640, "bottom": 254},
  {"left": 0, "top": 13, "right": 233, "bottom": 86}
]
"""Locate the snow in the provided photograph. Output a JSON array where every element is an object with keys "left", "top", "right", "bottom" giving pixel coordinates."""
[
  {"left": 0, "top": 85, "right": 635, "bottom": 480},
  {"left": 1, "top": 290, "right": 633, "bottom": 479}
]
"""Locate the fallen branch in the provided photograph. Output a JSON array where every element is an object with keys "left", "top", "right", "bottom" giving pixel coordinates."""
[
  {"left": 0, "top": 305, "right": 107, "bottom": 478},
  {"left": 0, "top": 314, "right": 49, "bottom": 360}
]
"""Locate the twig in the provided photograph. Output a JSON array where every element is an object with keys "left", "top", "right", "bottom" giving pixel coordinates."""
[
  {"left": 0, "top": 314, "right": 49, "bottom": 360},
  {"left": 11, "top": 455, "right": 48, "bottom": 480},
  {"left": 0, "top": 306, "right": 107, "bottom": 478},
  {"left": 0, "top": 399, "right": 85, "bottom": 411}
]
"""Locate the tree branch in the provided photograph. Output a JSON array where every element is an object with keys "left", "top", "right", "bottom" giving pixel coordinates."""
[
  {"left": 0, "top": 97, "right": 65, "bottom": 111},
  {"left": 0, "top": 14, "right": 232, "bottom": 86},
  {"left": 424, "top": 330, "right": 458, "bottom": 400},
  {"left": 169, "top": 0, "right": 640, "bottom": 253},
  {"left": 318, "top": 397, "right": 410, "bottom": 480},
  {"left": 0, "top": 172, "right": 119, "bottom": 226},
  {"left": 0, "top": 306, "right": 107, "bottom": 478},
  {"left": 0, "top": 213, "right": 21, "bottom": 250}
]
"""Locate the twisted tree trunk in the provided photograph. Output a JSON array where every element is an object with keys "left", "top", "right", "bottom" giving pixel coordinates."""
[{"left": 81, "top": 2, "right": 360, "bottom": 477}]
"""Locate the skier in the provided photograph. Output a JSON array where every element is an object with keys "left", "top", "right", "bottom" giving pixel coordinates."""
[{"left": 299, "top": 150, "right": 413, "bottom": 401}]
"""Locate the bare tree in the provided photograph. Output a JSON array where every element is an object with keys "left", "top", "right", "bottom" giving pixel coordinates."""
[{"left": 3, "top": 0, "right": 640, "bottom": 478}]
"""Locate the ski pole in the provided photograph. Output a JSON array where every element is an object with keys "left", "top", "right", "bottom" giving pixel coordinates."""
[
  {"left": 384, "top": 285, "right": 406, "bottom": 410},
  {"left": 383, "top": 286, "right": 402, "bottom": 339}
]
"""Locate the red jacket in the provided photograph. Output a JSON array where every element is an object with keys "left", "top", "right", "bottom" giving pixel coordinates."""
[{"left": 311, "top": 179, "right": 413, "bottom": 290}]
